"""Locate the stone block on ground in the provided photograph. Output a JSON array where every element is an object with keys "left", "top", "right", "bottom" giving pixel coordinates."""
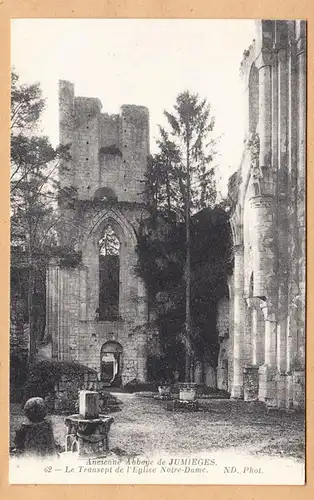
[{"left": 79, "top": 390, "right": 99, "bottom": 419}]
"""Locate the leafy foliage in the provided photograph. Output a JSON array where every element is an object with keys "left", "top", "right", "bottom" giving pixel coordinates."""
[
  {"left": 136, "top": 207, "right": 232, "bottom": 379},
  {"left": 123, "top": 379, "right": 159, "bottom": 393},
  {"left": 149, "top": 90, "right": 218, "bottom": 218},
  {"left": 23, "top": 360, "right": 97, "bottom": 403},
  {"left": 11, "top": 71, "right": 45, "bottom": 133},
  {"left": 10, "top": 70, "right": 76, "bottom": 360}
]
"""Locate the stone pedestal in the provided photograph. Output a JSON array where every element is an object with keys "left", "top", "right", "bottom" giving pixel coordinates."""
[
  {"left": 285, "top": 374, "right": 294, "bottom": 409},
  {"left": 65, "top": 415, "right": 114, "bottom": 456},
  {"left": 14, "top": 419, "right": 57, "bottom": 458},
  {"left": 275, "top": 373, "right": 287, "bottom": 408},
  {"left": 179, "top": 383, "right": 197, "bottom": 402},
  {"left": 79, "top": 391, "right": 99, "bottom": 419},
  {"left": 65, "top": 389, "right": 114, "bottom": 457},
  {"left": 194, "top": 362, "right": 203, "bottom": 385},
  {"left": 258, "top": 365, "right": 277, "bottom": 407},
  {"left": 204, "top": 364, "right": 216, "bottom": 388},
  {"left": 292, "top": 370, "right": 305, "bottom": 410},
  {"left": 243, "top": 364, "right": 259, "bottom": 401}
]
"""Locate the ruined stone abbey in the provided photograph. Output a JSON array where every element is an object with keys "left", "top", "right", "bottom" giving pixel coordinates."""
[{"left": 46, "top": 20, "right": 306, "bottom": 409}]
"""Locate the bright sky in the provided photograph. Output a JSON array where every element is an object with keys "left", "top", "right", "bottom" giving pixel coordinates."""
[{"left": 11, "top": 19, "right": 256, "bottom": 196}]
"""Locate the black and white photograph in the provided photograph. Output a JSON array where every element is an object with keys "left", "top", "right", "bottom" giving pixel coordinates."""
[{"left": 9, "top": 19, "right": 306, "bottom": 484}]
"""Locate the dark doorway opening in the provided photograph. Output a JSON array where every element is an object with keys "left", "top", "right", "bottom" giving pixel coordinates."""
[{"left": 100, "top": 341, "right": 123, "bottom": 386}]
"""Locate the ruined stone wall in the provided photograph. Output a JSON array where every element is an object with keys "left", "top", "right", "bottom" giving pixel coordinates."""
[
  {"left": 216, "top": 297, "right": 230, "bottom": 391},
  {"left": 46, "top": 82, "right": 150, "bottom": 384},
  {"left": 229, "top": 20, "right": 306, "bottom": 409},
  {"left": 227, "top": 275, "right": 234, "bottom": 392},
  {"left": 217, "top": 297, "right": 229, "bottom": 338},
  {"left": 59, "top": 81, "right": 149, "bottom": 205}
]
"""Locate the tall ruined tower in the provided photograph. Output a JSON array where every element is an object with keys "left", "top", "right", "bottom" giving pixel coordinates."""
[{"left": 46, "top": 81, "right": 150, "bottom": 384}]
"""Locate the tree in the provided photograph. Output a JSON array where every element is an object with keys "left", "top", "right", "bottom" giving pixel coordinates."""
[
  {"left": 135, "top": 206, "right": 232, "bottom": 383},
  {"left": 136, "top": 92, "right": 228, "bottom": 383},
  {"left": 10, "top": 70, "right": 70, "bottom": 362},
  {"left": 158, "top": 91, "right": 218, "bottom": 381}
]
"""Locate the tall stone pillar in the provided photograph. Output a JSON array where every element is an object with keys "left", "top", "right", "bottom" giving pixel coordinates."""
[
  {"left": 248, "top": 298, "right": 264, "bottom": 366},
  {"left": 46, "top": 263, "right": 60, "bottom": 359},
  {"left": 231, "top": 244, "right": 245, "bottom": 398},
  {"left": 227, "top": 275, "right": 234, "bottom": 391},
  {"left": 296, "top": 20, "right": 306, "bottom": 367},
  {"left": 256, "top": 51, "right": 273, "bottom": 171},
  {"left": 264, "top": 311, "right": 277, "bottom": 367},
  {"left": 274, "top": 29, "right": 290, "bottom": 406},
  {"left": 277, "top": 42, "right": 289, "bottom": 374},
  {"left": 248, "top": 193, "right": 278, "bottom": 407},
  {"left": 259, "top": 308, "right": 278, "bottom": 407},
  {"left": 286, "top": 24, "right": 299, "bottom": 408},
  {"left": 251, "top": 307, "right": 258, "bottom": 365}
]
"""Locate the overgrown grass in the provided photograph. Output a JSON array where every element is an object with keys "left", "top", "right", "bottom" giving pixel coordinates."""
[{"left": 10, "top": 395, "right": 305, "bottom": 461}]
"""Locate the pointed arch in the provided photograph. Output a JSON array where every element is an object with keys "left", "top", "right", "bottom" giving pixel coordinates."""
[{"left": 82, "top": 208, "right": 138, "bottom": 250}]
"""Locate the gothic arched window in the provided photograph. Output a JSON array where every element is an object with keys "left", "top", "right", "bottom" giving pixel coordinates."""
[{"left": 99, "top": 225, "right": 120, "bottom": 321}]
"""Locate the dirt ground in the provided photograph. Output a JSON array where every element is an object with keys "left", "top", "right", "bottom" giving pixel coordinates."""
[{"left": 10, "top": 394, "right": 305, "bottom": 461}]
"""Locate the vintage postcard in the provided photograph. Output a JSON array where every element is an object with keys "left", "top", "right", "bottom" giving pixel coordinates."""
[{"left": 9, "top": 18, "right": 306, "bottom": 485}]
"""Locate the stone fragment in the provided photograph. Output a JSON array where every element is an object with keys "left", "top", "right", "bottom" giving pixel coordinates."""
[{"left": 79, "top": 390, "right": 99, "bottom": 419}]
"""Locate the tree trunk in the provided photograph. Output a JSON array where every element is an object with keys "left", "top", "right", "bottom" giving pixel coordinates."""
[
  {"left": 27, "top": 255, "right": 35, "bottom": 363},
  {"left": 27, "top": 212, "right": 36, "bottom": 364},
  {"left": 185, "top": 132, "right": 191, "bottom": 382}
]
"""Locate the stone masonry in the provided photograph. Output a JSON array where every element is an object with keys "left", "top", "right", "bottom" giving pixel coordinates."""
[
  {"left": 46, "top": 81, "right": 150, "bottom": 384},
  {"left": 226, "top": 20, "right": 306, "bottom": 409},
  {"left": 216, "top": 297, "right": 229, "bottom": 392}
]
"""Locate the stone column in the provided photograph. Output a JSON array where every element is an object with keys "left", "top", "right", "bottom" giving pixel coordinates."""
[
  {"left": 249, "top": 196, "right": 276, "bottom": 297},
  {"left": 46, "top": 263, "right": 60, "bottom": 359},
  {"left": 248, "top": 195, "right": 278, "bottom": 407},
  {"left": 296, "top": 20, "right": 306, "bottom": 367},
  {"left": 243, "top": 365, "right": 259, "bottom": 401},
  {"left": 264, "top": 311, "right": 277, "bottom": 367},
  {"left": 249, "top": 50, "right": 277, "bottom": 408},
  {"left": 58, "top": 268, "right": 63, "bottom": 360},
  {"left": 256, "top": 50, "right": 273, "bottom": 170},
  {"left": 231, "top": 244, "right": 245, "bottom": 398},
  {"left": 258, "top": 305, "right": 278, "bottom": 407},
  {"left": 286, "top": 27, "right": 299, "bottom": 409},
  {"left": 277, "top": 43, "right": 289, "bottom": 374},
  {"left": 247, "top": 298, "right": 265, "bottom": 366},
  {"left": 227, "top": 275, "right": 234, "bottom": 391},
  {"left": 251, "top": 307, "right": 257, "bottom": 365},
  {"left": 275, "top": 40, "right": 290, "bottom": 407},
  {"left": 79, "top": 266, "right": 88, "bottom": 321},
  {"left": 83, "top": 237, "right": 99, "bottom": 321}
]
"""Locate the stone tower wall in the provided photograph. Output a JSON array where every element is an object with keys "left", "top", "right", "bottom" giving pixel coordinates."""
[
  {"left": 59, "top": 81, "right": 149, "bottom": 204},
  {"left": 46, "top": 82, "right": 150, "bottom": 384}
]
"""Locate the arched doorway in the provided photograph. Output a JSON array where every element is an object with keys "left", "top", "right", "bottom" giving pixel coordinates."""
[{"left": 100, "top": 341, "right": 123, "bottom": 386}]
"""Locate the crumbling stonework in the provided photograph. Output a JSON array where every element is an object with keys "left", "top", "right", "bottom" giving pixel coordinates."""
[
  {"left": 216, "top": 297, "right": 229, "bottom": 391},
  {"left": 46, "top": 81, "right": 150, "bottom": 384},
  {"left": 227, "top": 20, "right": 306, "bottom": 409}
]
